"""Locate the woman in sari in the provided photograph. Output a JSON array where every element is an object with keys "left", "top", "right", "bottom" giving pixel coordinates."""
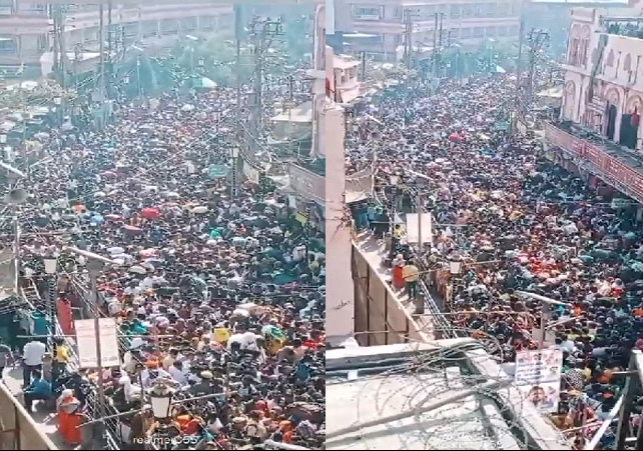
[
  {"left": 392, "top": 254, "right": 406, "bottom": 290},
  {"left": 57, "top": 389, "right": 83, "bottom": 446}
]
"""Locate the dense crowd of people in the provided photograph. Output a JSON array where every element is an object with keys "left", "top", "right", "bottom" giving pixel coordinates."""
[
  {"left": 7, "top": 62, "right": 325, "bottom": 450},
  {"left": 347, "top": 73, "right": 643, "bottom": 449}
]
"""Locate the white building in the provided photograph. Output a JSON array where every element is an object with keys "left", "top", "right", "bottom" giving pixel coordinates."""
[{"left": 548, "top": 3, "right": 643, "bottom": 210}]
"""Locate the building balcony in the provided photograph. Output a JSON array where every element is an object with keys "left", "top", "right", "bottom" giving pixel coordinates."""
[{"left": 544, "top": 122, "right": 643, "bottom": 203}]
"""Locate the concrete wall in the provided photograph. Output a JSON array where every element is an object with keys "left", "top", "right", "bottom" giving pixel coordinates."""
[
  {"left": 325, "top": 103, "right": 356, "bottom": 341},
  {"left": 352, "top": 242, "right": 431, "bottom": 346},
  {"left": 0, "top": 383, "right": 58, "bottom": 450}
]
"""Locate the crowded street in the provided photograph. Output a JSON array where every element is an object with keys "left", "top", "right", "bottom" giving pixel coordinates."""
[
  {"left": 347, "top": 72, "right": 642, "bottom": 448},
  {"left": 3, "top": 63, "right": 325, "bottom": 449}
]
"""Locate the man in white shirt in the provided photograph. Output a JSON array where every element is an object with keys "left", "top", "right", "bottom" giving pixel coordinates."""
[
  {"left": 23, "top": 340, "right": 46, "bottom": 386},
  {"left": 168, "top": 360, "right": 188, "bottom": 386}
]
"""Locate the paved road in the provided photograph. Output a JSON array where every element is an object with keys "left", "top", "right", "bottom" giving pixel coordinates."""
[{"left": 3, "top": 367, "right": 68, "bottom": 450}]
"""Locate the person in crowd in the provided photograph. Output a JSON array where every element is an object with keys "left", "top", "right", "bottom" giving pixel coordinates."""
[
  {"left": 22, "top": 339, "right": 46, "bottom": 387},
  {"left": 6, "top": 60, "right": 325, "bottom": 450},
  {"left": 0, "top": 337, "right": 13, "bottom": 380},
  {"left": 346, "top": 69, "right": 643, "bottom": 447},
  {"left": 56, "top": 388, "right": 83, "bottom": 446},
  {"left": 23, "top": 369, "right": 51, "bottom": 412}
]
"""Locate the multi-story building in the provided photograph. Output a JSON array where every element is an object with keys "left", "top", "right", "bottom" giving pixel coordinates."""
[
  {"left": 330, "top": 0, "right": 520, "bottom": 60},
  {"left": 0, "top": 2, "right": 234, "bottom": 77},
  {"left": 549, "top": 5, "right": 643, "bottom": 214}
]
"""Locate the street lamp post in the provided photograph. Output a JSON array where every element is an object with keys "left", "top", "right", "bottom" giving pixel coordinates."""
[
  {"left": 446, "top": 258, "right": 463, "bottom": 311},
  {"left": 149, "top": 381, "right": 176, "bottom": 449},
  {"left": 42, "top": 257, "right": 58, "bottom": 345},
  {"left": 389, "top": 174, "right": 400, "bottom": 243},
  {"left": 62, "top": 246, "right": 118, "bottom": 444},
  {"left": 54, "top": 96, "right": 62, "bottom": 126},
  {"left": 230, "top": 147, "right": 239, "bottom": 199},
  {"left": 515, "top": 291, "right": 568, "bottom": 350}
]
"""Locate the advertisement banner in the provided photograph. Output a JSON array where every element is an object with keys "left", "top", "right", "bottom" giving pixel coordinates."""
[
  {"left": 544, "top": 123, "right": 643, "bottom": 204},
  {"left": 75, "top": 318, "right": 121, "bottom": 368},
  {"left": 514, "top": 349, "right": 563, "bottom": 413},
  {"left": 288, "top": 163, "right": 324, "bottom": 204}
]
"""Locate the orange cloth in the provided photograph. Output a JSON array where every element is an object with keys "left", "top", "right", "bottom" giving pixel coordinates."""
[
  {"left": 56, "top": 299, "right": 74, "bottom": 336},
  {"left": 176, "top": 414, "right": 191, "bottom": 431},
  {"left": 392, "top": 265, "right": 405, "bottom": 289},
  {"left": 57, "top": 399, "right": 82, "bottom": 446}
]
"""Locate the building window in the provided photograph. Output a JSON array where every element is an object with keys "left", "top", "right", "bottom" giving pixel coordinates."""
[
  {"left": 486, "top": 27, "right": 496, "bottom": 37},
  {"left": 450, "top": 4, "right": 461, "bottom": 19},
  {"left": 37, "top": 34, "right": 47, "bottom": 51},
  {"left": 123, "top": 22, "right": 138, "bottom": 40},
  {"left": 462, "top": 4, "right": 473, "bottom": 18},
  {"left": 473, "top": 27, "right": 485, "bottom": 38},
  {"left": 0, "top": 37, "right": 17, "bottom": 54},
  {"left": 200, "top": 16, "right": 214, "bottom": 30},
  {"left": 461, "top": 28, "right": 472, "bottom": 39},
  {"left": 497, "top": 26, "right": 508, "bottom": 36},
  {"left": 181, "top": 17, "right": 197, "bottom": 32},
  {"left": 161, "top": 19, "right": 179, "bottom": 35},
  {"left": 141, "top": 21, "right": 158, "bottom": 38},
  {"left": 352, "top": 5, "right": 383, "bottom": 20}
]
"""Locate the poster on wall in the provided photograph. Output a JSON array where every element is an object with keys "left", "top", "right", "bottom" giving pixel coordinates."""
[{"left": 514, "top": 349, "right": 563, "bottom": 413}]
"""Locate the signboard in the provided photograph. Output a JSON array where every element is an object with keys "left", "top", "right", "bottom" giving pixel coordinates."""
[
  {"left": 74, "top": 318, "right": 121, "bottom": 369},
  {"left": 288, "top": 163, "right": 325, "bottom": 204},
  {"left": 208, "top": 164, "right": 229, "bottom": 179},
  {"left": 514, "top": 349, "right": 563, "bottom": 413},
  {"left": 405, "top": 213, "right": 433, "bottom": 246}
]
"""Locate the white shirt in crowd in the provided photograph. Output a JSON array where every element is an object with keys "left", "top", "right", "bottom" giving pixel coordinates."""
[
  {"left": 168, "top": 365, "right": 189, "bottom": 385},
  {"left": 23, "top": 340, "right": 46, "bottom": 366}
]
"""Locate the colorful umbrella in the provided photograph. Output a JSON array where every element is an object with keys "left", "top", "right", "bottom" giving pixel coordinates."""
[{"left": 140, "top": 207, "right": 160, "bottom": 220}]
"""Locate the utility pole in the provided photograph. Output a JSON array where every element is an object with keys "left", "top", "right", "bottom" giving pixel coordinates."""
[
  {"left": 526, "top": 29, "right": 549, "bottom": 116},
  {"left": 247, "top": 17, "right": 283, "bottom": 156},
  {"left": 106, "top": 0, "right": 112, "bottom": 99},
  {"left": 234, "top": 5, "right": 243, "bottom": 140},
  {"left": 432, "top": 13, "right": 439, "bottom": 78},
  {"left": 98, "top": 4, "right": 106, "bottom": 102},
  {"left": 361, "top": 51, "right": 367, "bottom": 81},
  {"left": 403, "top": 9, "right": 417, "bottom": 69},
  {"left": 436, "top": 13, "right": 444, "bottom": 79},
  {"left": 512, "top": 0, "right": 525, "bottom": 135}
]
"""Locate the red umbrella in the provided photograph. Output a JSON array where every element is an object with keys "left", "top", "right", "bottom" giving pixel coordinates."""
[
  {"left": 448, "top": 133, "right": 463, "bottom": 142},
  {"left": 140, "top": 207, "right": 160, "bottom": 220},
  {"left": 104, "top": 214, "right": 121, "bottom": 221}
]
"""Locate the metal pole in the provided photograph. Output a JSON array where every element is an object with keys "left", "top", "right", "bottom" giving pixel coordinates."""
[
  {"left": 432, "top": 13, "right": 438, "bottom": 79},
  {"left": 234, "top": 5, "right": 242, "bottom": 136},
  {"left": 539, "top": 302, "right": 547, "bottom": 350},
  {"left": 98, "top": 4, "right": 106, "bottom": 101},
  {"left": 88, "top": 260, "right": 106, "bottom": 443},
  {"left": 512, "top": 0, "right": 525, "bottom": 135},
  {"left": 12, "top": 210, "right": 19, "bottom": 294},
  {"left": 404, "top": 10, "right": 412, "bottom": 68},
  {"left": 136, "top": 56, "right": 141, "bottom": 98}
]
